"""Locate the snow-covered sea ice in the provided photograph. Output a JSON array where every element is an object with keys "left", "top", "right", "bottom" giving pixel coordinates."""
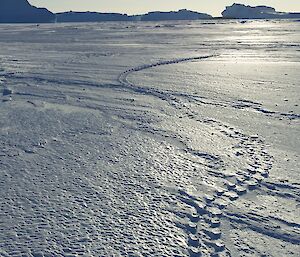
[{"left": 0, "top": 20, "right": 299, "bottom": 257}]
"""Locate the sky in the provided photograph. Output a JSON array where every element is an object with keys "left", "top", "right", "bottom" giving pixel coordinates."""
[{"left": 29, "top": 1, "right": 300, "bottom": 17}]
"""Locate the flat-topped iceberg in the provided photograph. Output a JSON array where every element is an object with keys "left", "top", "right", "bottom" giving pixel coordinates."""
[
  {"left": 57, "top": 9, "right": 212, "bottom": 22},
  {"left": 137, "top": 9, "right": 212, "bottom": 21},
  {"left": 56, "top": 11, "right": 130, "bottom": 22},
  {"left": 222, "top": 3, "right": 300, "bottom": 19}
]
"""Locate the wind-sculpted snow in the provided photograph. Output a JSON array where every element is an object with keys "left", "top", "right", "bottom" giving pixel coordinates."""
[{"left": 0, "top": 20, "right": 299, "bottom": 257}]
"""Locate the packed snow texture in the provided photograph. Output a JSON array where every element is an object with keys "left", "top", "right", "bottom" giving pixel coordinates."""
[{"left": 0, "top": 20, "right": 299, "bottom": 257}]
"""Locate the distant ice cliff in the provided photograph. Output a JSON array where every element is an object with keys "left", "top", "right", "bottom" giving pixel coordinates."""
[
  {"left": 137, "top": 9, "right": 212, "bottom": 21},
  {"left": 56, "top": 12, "right": 130, "bottom": 22},
  {"left": 56, "top": 9, "right": 212, "bottom": 23},
  {"left": 222, "top": 3, "right": 300, "bottom": 19}
]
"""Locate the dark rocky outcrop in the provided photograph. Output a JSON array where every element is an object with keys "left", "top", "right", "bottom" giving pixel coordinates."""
[
  {"left": 222, "top": 3, "right": 300, "bottom": 19},
  {"left": 0, "top": 0, "right": 55, "bottom": 23}
]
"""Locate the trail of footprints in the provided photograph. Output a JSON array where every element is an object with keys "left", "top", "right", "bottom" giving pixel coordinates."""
[
  {"left": 118, "top": 57, "right": 273, "bottom": 256},
  {"left": 177, "top": 119, "right": 273, "bottom": 257},
  {"left": 1, "top": 55, "right": 290, "bottom": 256},
  {"left": 1, "top": 58, "right": 273, "bottom": 256}
]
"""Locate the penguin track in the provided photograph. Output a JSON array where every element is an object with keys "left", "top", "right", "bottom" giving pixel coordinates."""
[{"left": 118, "top": 56, "right": 274, "bottom": 256}]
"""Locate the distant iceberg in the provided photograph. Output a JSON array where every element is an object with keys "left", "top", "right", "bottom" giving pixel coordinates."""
[
  {"left": 222, "top": 3, "right": 300, "bottom": 19},
  {"left": 0, "top": 0, "right": 55, "bottom": 23},
  {"left": 56, "top": 12, "right": 130, "bottom": 23},
  {"left": 137, "top": 9, "right": 212, "bottom": 21},
  {"left": 56, "top": 9, "right": 212, "bottom": 23}
]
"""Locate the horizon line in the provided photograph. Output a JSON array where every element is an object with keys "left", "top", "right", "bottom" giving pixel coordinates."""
[{"left": 28, "top": 2, "right": 299, "bottom": 18}]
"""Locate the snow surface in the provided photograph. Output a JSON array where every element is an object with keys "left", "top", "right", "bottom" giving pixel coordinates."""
[{"left": 0, "top": 20, "right": 299, "bottom": 257}]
